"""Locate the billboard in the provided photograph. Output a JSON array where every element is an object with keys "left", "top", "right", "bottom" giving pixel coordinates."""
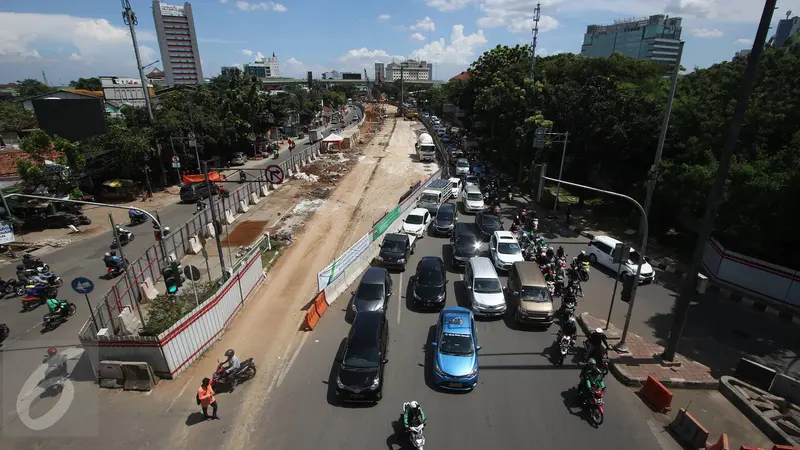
[
  {"left": 32, "top": 98, "right": 107, "bottom": 142},
  {"left": 159, "top": 3, "right": 185, "bottom": 17}
]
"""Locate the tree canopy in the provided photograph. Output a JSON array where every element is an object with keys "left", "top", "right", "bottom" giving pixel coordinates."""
[
  {"left": 69, "top": 77, "right": 102, "bottom": 91},
  {"left": 15, "top": 79, "right": 51, "bottom": 98},
  {"left": 444, "top": 42, "right": 800, "bottom": 267}
]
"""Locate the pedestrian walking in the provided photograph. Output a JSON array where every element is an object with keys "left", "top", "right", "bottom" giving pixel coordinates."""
[{"left": 197, "top": 377, "right": 220, "bottom": 420}]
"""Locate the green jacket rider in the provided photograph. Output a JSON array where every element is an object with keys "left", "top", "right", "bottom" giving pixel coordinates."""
[
  {"left": 580, "top": 358, "right": 605, "bottom": 391},
  {"left": 47, "top": 298, "right": 64, "bottom": 314},
  {"left": 403, "top": 401, "right": 426, "bottom": 429}
]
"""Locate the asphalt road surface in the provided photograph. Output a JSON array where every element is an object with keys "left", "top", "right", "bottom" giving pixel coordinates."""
[
  {"left": 244, "top": 193, "right": 670, "bottom": 450},
  {"left": 0, "top": 106, "right": 359, "bottom": 436}
]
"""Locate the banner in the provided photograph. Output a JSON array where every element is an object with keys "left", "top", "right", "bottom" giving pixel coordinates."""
[
  {"left": 0, "top": 222, "right": 15, "bottom": 244},
  {"left": 371, "top": 205, "right": 401, "bottom": 240},
  {"left": 317, "top": 233, "right": 371, "bottom": 290}
]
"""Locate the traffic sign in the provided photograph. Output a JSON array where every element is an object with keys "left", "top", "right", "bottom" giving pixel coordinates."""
[
  {"left": 171, "top": 156, "right": 180, "bottom": 163},
  {"left": 184, "top": 265, "right": 202, "bottom": 282},
  {"left": 71, "top": 277, "right": 95, "bottom": 294},
  {"left": 188, "top": 139, "right": 197, "bottom": 147},
  {"left": 535, "top": 127, "right": 547, "bottom": 139},
  {"left": 187, "top": 132, "right": 196, "bottom": 140},
  {"left": 265, "top": 165, "right": 284, "bottom": 184},
  {"left": 533, "top": 137, "right": 546, "bottom": 148}
]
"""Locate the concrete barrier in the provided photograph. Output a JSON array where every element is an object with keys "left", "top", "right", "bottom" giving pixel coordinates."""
[
  {"left": 188, "top": 235, "right": 202, "bottom": 255},
  {"left": 250, "top": 191, "right": 260, "bottom": 205},
  {"left": 260, "top": 185, "right": 269, "bottom": 197},
  {"left": 140, "top": 277, "right": 159, "bottom": 302},
  {"left": 120, "top": 362, "right": 158, "bottom": 391},
  {"left": 204, "top": 222, "right": 216, "bottom": 238},
  {"left": 736, "top": 358, "right": 777, "bottom": 391},
  {"left": 225, "top": 209, "right": 236, "bottom": 225},
  {"left": 770, "top": 373, "right": 800, "bottom": 405},
  {"left": 669, "top": 408, "right": 709, "bottom": 448},
  {"left": 238, "top": 200, "right": 250, "bottom": 214}
]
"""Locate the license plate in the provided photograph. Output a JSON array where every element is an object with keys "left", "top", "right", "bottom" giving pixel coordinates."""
[
  {"left": 350, "top": 393, "right": 363, "bottom": 399},
  {"left": 448, "top": 382, "right": 462, "bottom": 388}
]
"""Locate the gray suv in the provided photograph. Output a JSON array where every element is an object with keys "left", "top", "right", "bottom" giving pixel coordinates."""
[{"left": 348, "top": 267, "right": 393, "bottom": 321}]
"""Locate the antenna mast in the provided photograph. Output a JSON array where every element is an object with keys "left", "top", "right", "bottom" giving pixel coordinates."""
[
  {"left": 42, "top": 70, "right": 50, "bottom": 86},
  {"left": 531, "top": 2, "right": 541, "bottom": 84}
]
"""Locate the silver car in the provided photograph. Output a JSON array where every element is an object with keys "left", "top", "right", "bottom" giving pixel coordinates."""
[{"left": 231, "top": 152, "right": 248, "bottom": 166}]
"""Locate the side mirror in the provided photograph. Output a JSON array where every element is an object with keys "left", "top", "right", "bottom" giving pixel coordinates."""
[
  {"left": 430, "top": 342, "right": 438, "bottom": 347},
  {"left": 490, "top": 247, "right": 496, "bottom": 251},
  {"left": 382, "top": 359, "right": 389, "bottom": 364},
  {"left": 476, "top": 346, "right": 482, "bottom": 351},
  {"left": 351, "top": 291, "right": 355, "bottom": 295}
]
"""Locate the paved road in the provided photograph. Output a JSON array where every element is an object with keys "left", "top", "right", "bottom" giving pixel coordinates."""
[
  {"left": 238, "top": 195, "right": 670, "bottom": 450},
  {"left": 0, "top": 106, "right": 359, "bottom": 436}
]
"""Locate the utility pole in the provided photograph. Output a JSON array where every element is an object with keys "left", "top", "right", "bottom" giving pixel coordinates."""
[
  {"left": 662, "top": 0, "right": 777, "bottom": 361},
  {"left": 530, "top": 2, "right": 541, "bottom": 84},
  {"left": 641, "top": 41, "right": 684, "bottom": 223},
  {"left": 202, "top": 162, "right": 229, "bottom": 280},
  {"left": 552, "top": 130, "right": 569, "bottom": 212},
  {"left": 122, "top": 0, "right": 167, "bottom": 189}
]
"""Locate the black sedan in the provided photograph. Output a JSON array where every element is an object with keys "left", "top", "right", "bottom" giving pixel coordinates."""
[
  {"left": 334, "top": 311, "right": 389, "bottom": 403},
  {"left": 410, "top": 257, "right": 447, "bottom": 309},
  {"left": 475, "top": 212, "right": 504, "bottom": 240}
]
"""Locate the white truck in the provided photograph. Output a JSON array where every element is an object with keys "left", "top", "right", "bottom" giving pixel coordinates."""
[
  {"left": 309, "top": 129, "right": 325, "bottom": 143},
  {"left": 416, "top": 133, "right": 436, "bottom": 162},
  {"left": 417, "top": 179, "right": 453, "bottom": 215}
]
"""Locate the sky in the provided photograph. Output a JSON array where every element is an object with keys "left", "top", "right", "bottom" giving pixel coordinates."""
[{"left": 1, "top": 0, "right": 799, "bottom": 85}]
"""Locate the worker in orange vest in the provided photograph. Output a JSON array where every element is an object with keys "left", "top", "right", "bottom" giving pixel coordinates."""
[{"left": 197, "top": 377, "right": 219, "bottom": 420}]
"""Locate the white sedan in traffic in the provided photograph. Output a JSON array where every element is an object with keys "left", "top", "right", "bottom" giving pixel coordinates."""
[{"left": 400, "top": 208, "right": 432, "bottom": 237}]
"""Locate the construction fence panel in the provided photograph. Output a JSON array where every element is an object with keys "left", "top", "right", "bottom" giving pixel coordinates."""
[{"left": 317, "top": 232, "right": 372, "bottom": 291}]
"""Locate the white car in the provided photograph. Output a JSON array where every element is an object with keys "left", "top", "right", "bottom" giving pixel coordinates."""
[
  {"left": 465, "top": 175, "right": 479, "bottom": 186},
  {"left": 449, "top": 177, "right": 463, "bottom": 198},
  {"left": 461, "top": 186, "right": 485, "bottom": 214},
  {"left": 455, "top": 158, "right": 470, "bottom": 176},
  {"left": 401, "top": 208, "right": 432, "bottom": 237},
  {"left": 585, "top": 235, "right": 655, "bottom": 283},
  {"left": 489, "top": 231, "right": 524, "bottom": 272}
]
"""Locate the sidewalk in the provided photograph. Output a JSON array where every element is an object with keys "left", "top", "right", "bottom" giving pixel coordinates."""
[{"left": 577, "top": 312, "right": 717, "bottom": 388}]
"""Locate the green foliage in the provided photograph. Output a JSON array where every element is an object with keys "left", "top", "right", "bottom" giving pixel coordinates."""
[
  {"left": 322, "top": 90, "right": 346, "bottom": 109},
  {"left": 16, "top": 79, "right": 51, "bottom": 98},
  {"left": 142, "top": 280, "right": 222, "bottom": 335},
  {"left": 0, "top": 101, "right": 36, "bottom": 132},
  {"left": 17, "top": 129, "right": 86, "bottom": 193},
  {"left": 451, "top": 42, "right": 800, "bottom": 266},
  {"left": 69, "top": 77, "right": 102, "bottom": 91}
]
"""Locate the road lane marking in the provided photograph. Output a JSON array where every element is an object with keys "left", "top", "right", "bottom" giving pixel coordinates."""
[
  {"left": 166, "top": 375, "right": 195, "bottom": 412},
  {"left": 397, "top": 273, "right": 403, "bottom": 324},
  {"left": 276, "top": 331, "right": 309, "bottom": 388}
]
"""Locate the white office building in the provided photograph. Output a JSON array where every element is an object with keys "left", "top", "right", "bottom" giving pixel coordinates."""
[
  {"left": 386, "top": 60, "right": 430, "bottom": 81},
  {"left": 100, "top": 77, "right": 154, "bottom": 107}
]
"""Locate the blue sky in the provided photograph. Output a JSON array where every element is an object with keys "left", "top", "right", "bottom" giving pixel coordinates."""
[{"left": 1, "top": 0, "right": 798, "bottom": 85}]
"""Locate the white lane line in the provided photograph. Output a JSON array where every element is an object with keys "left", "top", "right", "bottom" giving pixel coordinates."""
[
  {"left": 397, "top": 272, "right": 403, "bottom": 325},
  {"left": 276, "top": 331, "right": 310, "bottom": 388},
  {"left": 166, "top": 375, "right": 195, "bottom": 412}
]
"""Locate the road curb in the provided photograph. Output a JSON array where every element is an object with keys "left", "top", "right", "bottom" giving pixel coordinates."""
[{"left": 719, "top": 376, "right": 799, "bottom": 446}]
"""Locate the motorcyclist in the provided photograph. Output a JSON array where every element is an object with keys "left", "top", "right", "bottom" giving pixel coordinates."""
[
  {"left": 222, "top": 349, "right": 241, "bottom": 391},
  {"left": 546, "top": 246, "right": 555, "bottom": 263},
  {"left": 586, "top": 327, "right": 609, "bottom": 363},
  {"left": 579, "top": 358, "right": 606, "bottom": 398},
  {"left": 239, "top": 171, "right": 247, "bottom": 182},
  {"left": 403, "top": 401, "right": 426, "bottom": 431},
  {"left": 115, "top": 225, "right": 131, "bottom": 240},
  {"left": 103, "top": 252, "right": 124, "bottom": 269},
  {"left": 196, "top": 198, "right": 207, "bottom": 211},
  {"left": 559, "top": 316, "right": 578, "bottom": 342},
  {"left": 46, "top": 297, "right": 68, "bottom": 318},
  {"left": 577, "top": 250, "right": 589, "bottom": 265},
  {"left": 557, "top": 246, "right": 565, "bottom": 259}
]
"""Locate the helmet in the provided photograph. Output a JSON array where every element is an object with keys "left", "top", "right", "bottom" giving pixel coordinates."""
[
  {"left": 409, "top": 401, "right": 419, "bottom": 409},
  {"left": 110, "top": 251, "right": 117, "bottom": 256},
  {"left": 581, "top": 250, "right": 587, "bottom": 256},
  {"left": 568, "top": 317, "right": 576, "bottom": 325},
  {"left": 587, "top": 358, "right": 597, "bottom": 368},
  {"left": 104, "top": 252, "right": 111, "bottom": 257},
  {"left": 595, "top": 327, "right": 604, "bottom": 335},
  {"left": 47, "top": 347, "right": 57, "bottom": 356},
  {"left": 224, "top": 349, "right": 234, "bottom": 358}
]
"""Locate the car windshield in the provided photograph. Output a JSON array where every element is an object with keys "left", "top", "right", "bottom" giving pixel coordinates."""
[
  {"left": 418, "top": 268, "right": 444, "bottom": 287},
  {"left": 382, "top": 240, "right": 406, "bottom": 253},
  {"left": 455, "top": 235, "right": 479, "bottom": 250},
  {"left": 406, "top": 214, "right": 424, "bottom": 225},
  {"left": 457, "top": 161, "right": 469, "bottom": 167},
  {"left": 343, "top": 343, "right": 379, "bottom": 368},
  {"left": 628, "top": 250, "right": 642, "bottom": 264},
  {"left": 420, "top": 193, "right": 439, "bottom": 203},
  {"left": 466, "top": 193, "right": 483, "bottom": 201},
  {"left": 440, "top": 333, "right": 474, "bottom": 356},
  {"left": 356, "top": 283, "right": 384, "bottom": 300},
  {"left": 474, "top": 278, "right": 502, "bottom": 293},
  {"left": 437, "top": 211, "right": 453, "bottom": 221},
  {"left": 521, "top": 286, "right": 550, "bottom": 302},
  {"left": 481, "top": 215, "right": 501, "bottom": 228},
  {"left": 498, "top": 242, "right": 521, "bottom": 254},
  {"left": 451, "top": 181, "right": 460, "bottom": 189},
  {"left": 466, "top": 177, "right": 477, "bottom": 183}
]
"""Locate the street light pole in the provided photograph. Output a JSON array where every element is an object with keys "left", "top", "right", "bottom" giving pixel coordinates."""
[
  {"left": 552, "top": 130, "right": 568, "bottom": 212},
  {"left": 663, "top": 0, "right": 776, "bottom": 361},
  {"left": 642, "top": 41, "right": 684, "bottom": 220}
]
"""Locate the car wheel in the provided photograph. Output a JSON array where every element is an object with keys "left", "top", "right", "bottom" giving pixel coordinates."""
[{"left": 588, "top": 254, "right": 597, "bottom": 264}]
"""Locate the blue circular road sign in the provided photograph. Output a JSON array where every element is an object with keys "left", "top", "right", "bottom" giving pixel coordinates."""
[{"left": 71, "top": 277, "right": 95, "bottom": 295}]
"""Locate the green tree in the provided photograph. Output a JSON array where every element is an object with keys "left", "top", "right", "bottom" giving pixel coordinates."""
[
  {"left": 0, "top": 101, "right": 36, "bottom": 132},
  {"left": 69, "top": 77, "right": 102, "bottom": 91},
  {"left": 16, "top": 79, "right": 51, "bottom": 98}
]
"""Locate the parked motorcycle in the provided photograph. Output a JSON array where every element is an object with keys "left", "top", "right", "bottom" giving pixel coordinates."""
[
  {"left": 42, "top": 300, "right": 77, "bottom": 331},
  {"left": 211, "top": 358, "right": 257, "bottom": 390},
  {"left": 22, "top": 254, "right": 50, "bottom": 273},
  {"left": 0, "top": 323, "right": 9, "bottom": 344},
  {"left": 128, "top": 209, "right": 147, "bottom": 226},
  {"left": 111, "top": 231, "right": 135, "bottom": 248},
  {"left": 0, "top": 277, "right": 24, "bottom": 297}
]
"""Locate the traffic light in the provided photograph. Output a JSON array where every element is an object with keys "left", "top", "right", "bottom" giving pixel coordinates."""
[
  {"left": 621, "top": 273, "right": 635, "bottom": 303},
  {"left": 162, "top": 265, "right": 178, "bottom": 294},
  {"left": 171, "top": 260, "right": 184, "bottom": 289}
]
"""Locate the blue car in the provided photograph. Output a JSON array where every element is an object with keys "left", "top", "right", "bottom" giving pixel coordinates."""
[{"left": 431, "top": 306, "right": 480, "bottom": 391}]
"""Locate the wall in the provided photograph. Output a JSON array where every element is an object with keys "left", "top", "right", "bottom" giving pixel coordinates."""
[{"left": 702, "top": 238, "right": 800, "bottom": 310}]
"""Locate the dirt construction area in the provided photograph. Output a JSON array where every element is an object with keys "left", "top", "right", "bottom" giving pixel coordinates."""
[{"left": 103, "top": 106, "right": 434, "bottom": 450}]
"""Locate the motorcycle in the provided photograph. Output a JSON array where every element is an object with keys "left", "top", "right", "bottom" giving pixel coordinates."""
[
  {"left": 129, "top": 209, "right": 147, "bottom": 226},
  {"left": 0, "top": 323, "right": 8, "bottom": 344},
  {"left": 582, "top": 386, "right": 606, "bottom": 426},
  {"left": 553, "top": 276, "right": 565, "bottom": 298},
  {"left": 238, "top": 172, "right": 247, "bottom": 184},
  {"left": 211, "top": 358, "right": 257, "bottom": 389},
  {"left": 560, "top": 296, "right": 576, "bottom": 319},
  {"left": 111, "top": 230, "right": 135, "bottom": 248},
  {"left": 555, "top": 331, "right": 573, "bottom": 366},
  {"left": 106, "top": 259, "right": 129, "bottom": 278},
  {"left": 579, "top": 261, "right": 591, "bottom": 282},
  {"left": 0, "top": 277, "right": 24, "bottom": 297},
  {"left": 22, "top": 254, "right": 50, "bottom": 273},
  {"left": 401, "top": 403, "right": 426, "bottom": 450},
  {"left": 40, "top": 349, "right": 68, "bottom": 394},
  {"left": 42, "top": 301, "right": 77, "bottom": 331},
  {"left": 583, "top": 341, "right": 610, "bottom": 375},
  {"left": 196, "top": 201, "right": 207, "bottom": 213}
]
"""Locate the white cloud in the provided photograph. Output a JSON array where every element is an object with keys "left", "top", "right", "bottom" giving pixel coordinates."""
[
  {"left": 735, "top": 38, "right": 753, "bottom": 45},
  {"left": 425, "top": 0, "right": 473, "bottom": 12},
  {"left": 690, "top": 28, "right": 723, "bottom": 38},
  {"left": 409, "top": 24, "right": 487, "bottom": 65},
  {"left": 666, "top": 0, "right": 716, "bottom": 19},
  {"left": 411, "top": 33, "right": 426, "bottom": 41},
  {"left": 220, "top": 0, "right": 229, "bottom": 3},
  {"left": 410, "top": 17, "right": 436, "bottom": 32},
  {"left": 377, "top": 14, "right": 391, "bottom": 21},
  {"left": 256, "top": 51, "right": 266, "bottom": 60},
  {"left": 285, "top": 57, "right": 302, "bottom": 65},
  {"left": 242, "top": 49, "right": 254, "bottom": 56},
  {"left": 0, "top": 12, "right": 157, "bottom": 73},
  {"left": 339, "top": 48, "right": 405, "bottom": 63},
  {"left": 235, "top": 1, "right": 287, "bottom": 12},
  {"left": 476, "top": 0, "right": 559, "bottom": 33}
]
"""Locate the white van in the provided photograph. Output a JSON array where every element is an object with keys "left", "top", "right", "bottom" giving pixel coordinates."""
[{"left": 465, "top": 257, "right": 506, "bottom": 317}]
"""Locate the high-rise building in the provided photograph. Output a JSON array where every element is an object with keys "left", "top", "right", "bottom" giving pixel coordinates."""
[
  {"left": 322, "top": 70, "right": 342, "bottom": 80},
  {"left": 152, "top": 1, "right": 204, "bottom": 86},
  {"left": 221, "top": 66, "right": 239, "bottom": 77},
  {"left": 427, "top": 63, "right": 433, "bottom": 81},
  {"left": 581, "top": 15, "right": 683, "bottom": 70},
  {"left": 243, "top": 53, "right": 280, "bottom": 79},
  {"left": 385, "top": 60, "right": 431, "bottom": 81},
  {"left": 772, "top": 15, "right": 799, "bottom": 47},
  {"left": 374, "top": 63, "right": 385, "bottom": 84}
]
